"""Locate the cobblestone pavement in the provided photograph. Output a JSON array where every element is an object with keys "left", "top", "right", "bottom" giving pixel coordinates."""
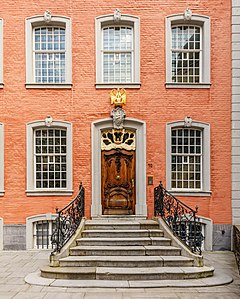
[{"left": 0, "top": 250, "right": 239, "bottom": 298}]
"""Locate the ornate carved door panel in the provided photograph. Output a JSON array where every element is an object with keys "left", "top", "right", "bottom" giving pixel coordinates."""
[{"left": 101, "top": 149, "right": 135, "bottom": 215}]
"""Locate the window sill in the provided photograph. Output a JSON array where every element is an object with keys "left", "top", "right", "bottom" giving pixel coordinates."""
[
  {"left": 0, "top": 191, "right": 4, "bottom": 196},
  {"left": 0, "top": 83, "right": 3, "bottom": 88},
  {"left": 26, "top": 190, "right": 73, "bottom": 196},
  {"left": 25, "top": 83, "right": 72, "bottom": 89},
  {"left": 96, "top": 82, "right": 141, "bottom": 89},
  {"left": 165, "top": 83, "right": 211, "bottom": 89},
  {"left": 169, "top": 190, "right": 212, "bottom": 197}
]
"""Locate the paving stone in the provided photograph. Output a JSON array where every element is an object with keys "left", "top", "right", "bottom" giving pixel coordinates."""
[
  {"left": 51, "top": 279, "right": 129, "bottom": 288},
  {"left": 0, "top": 292, "right": 16, "bottom": 299},
  {"left": 12, "top": 292, "right": 46, "bottom": 299},
  {"left": 84, "top": 293, "right": 123, "bottom": 299}
]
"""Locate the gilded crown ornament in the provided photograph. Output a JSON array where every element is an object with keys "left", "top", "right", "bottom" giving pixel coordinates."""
[{"left": 110, "top": 88, "right": 126, "bottom": 107}]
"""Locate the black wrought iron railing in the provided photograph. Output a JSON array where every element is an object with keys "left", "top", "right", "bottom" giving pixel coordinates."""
[
  {"left": 51, "top": 182, "right": 85, "bottom": 253},
  {"left": 154, "top": 182, "right": 204, "bottom": 255}
]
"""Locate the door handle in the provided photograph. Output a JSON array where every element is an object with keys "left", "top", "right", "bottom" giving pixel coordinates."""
[{"left": 131, "top": 178, "right": 134, "bottom": 188}]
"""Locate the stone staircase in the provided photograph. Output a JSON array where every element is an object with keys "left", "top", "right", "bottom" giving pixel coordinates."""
[{"left": 41, "top": 218, "right": 214, "bottom": 280}]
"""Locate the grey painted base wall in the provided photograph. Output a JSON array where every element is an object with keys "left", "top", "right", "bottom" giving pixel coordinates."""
[
  {"left": 3, "top": 225, "right": 26, "bottom": 250},
  {"left": 212, "top": 224, "right": 232, "bottom": 251},
  {"left": 1, "top": 223, "right": 233, "bottom": 251}
]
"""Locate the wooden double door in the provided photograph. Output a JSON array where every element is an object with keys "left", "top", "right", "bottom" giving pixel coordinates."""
[{"left": 101, "top": 148, "right": 135, "bottom": 215}]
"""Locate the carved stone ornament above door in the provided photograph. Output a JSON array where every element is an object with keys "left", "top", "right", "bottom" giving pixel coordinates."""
[{"left": 101, "top": 129, "right": 136, "bottom": 151}]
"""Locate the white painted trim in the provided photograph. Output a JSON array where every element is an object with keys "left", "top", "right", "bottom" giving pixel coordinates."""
[
  {"left": 166, "top": 83, "right": 211, "bottom": 89},
  {"left": 166, "top": 13, "right": 211, "bottom": 86},
  {"left": 25, "top": 83, "right": 72, "bottom": 89},
  {"left": 95, "top": 13, "right": 140, "bottom": 86},
  {"left": 96, "top": 83, "right": 141, "bottom": 89},
  {"left": 91, "top": 118, "right": 147, "bottom": 217},
  {"left": 0, "top": 217, "right": 3, "bottom": 250},
  {"left": 197, "top": 215, "right": 213, "bottom": 251},
  {"left": 0, "top": 123, "right": 4, "bottom": 196},
  {"left": 0, "top": 18, "right": 3, "bottom": 86},
  {"left": 26, "top": 120, "right": 72, "bottom": 196},
  {"left": 25, "top": 15, "right": 72, "bottom": 86},
  {"left": 26, "top": 213, "right": 57, "bottom": 250},
  {"left": 166, "top": 120, "right": 211, "bottom": 194}
]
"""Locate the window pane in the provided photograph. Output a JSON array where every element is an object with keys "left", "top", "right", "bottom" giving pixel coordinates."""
[
  {"left": 171, "top": 25, "right": 201, "bottom": 83},
  {"left": 102, "top": 26, "right": 133, "bottom": 83},
  {"left": 171, "top": 128, "right": 202, "bottom": 189},
  {"left": 34, "top": 26, "right": 65, "bottom": 83},
  {"left": 34, "top": 128, "right": 67, "bottom": 189}
]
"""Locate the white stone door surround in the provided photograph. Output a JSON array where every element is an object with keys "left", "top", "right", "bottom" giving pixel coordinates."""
[{"left": 91, "top": 118, "right": 147, "bottom": 217}]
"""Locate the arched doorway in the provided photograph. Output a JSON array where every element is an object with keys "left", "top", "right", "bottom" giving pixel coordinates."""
[{"left": 91, "top": 118, "right": 147, "bottom": 217}]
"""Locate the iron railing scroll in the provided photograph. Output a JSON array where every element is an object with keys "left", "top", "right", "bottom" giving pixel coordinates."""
[
  {"left": 154, "top": 182, "right": 204, "bottom": 255},
  {"left": 51, "top": 182, "right": 85, "bottom": 253}
]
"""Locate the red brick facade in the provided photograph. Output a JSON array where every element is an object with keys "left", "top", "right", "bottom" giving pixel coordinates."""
[{"left": 0, "top": 1, "right": 232, "bottom": 227}]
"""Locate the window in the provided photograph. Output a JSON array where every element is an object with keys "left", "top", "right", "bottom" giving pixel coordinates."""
[
  {"left": 33, "top": 220, "right": 56, "bottom": 249},
  {"left": 25, "top": 13, "right": 72, "bottom": 88},
  {"left": 35, "top": 128, "right": 67, "bottom": 189},
  {"left": 26, "top": 213, "right": 57, "bottom": 250},
  {"left": 0, "top": 123, "right": 4, "bottom": 196},
  {"left": 171, "top": 128, "right": 202, "bottom": 190},
  {"left": 102, "top": 26, "right": 133, "bottom": 83},
  {"left": 96, "top": 11, "right": 140, "bottom": 88},
  {"left": 0, "top": 18, "right": 3, "bottom": 87},
  {"left": 171, "top": 25, "right": 201, "bottom": 84},
  {"left": 166, "top": 12, "right": 210, "bottom": 88},
  {"left": 34, "top": 27, "right": 66, "bottom": 84},
  {"left": 26, "top": 118, "right": 72, "bottom": 196},
  {"left": 166, "top": 119, "right": 211, "bottom": 196}
]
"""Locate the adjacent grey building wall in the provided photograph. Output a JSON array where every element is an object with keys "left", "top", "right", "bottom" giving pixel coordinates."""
[
  {"left": 212, "top": 224, "right": 232, "bottom": 251},
  {"left": 232, "top": 0, "right": 240, "bottom": 225},
  {"left": 3, "top": 225, "right": 26, "bottom": 250}
]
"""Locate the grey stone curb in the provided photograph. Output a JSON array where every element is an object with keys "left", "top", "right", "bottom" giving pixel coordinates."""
[{"left": 25, "top": 270, "right": 233, "bottom": 288}]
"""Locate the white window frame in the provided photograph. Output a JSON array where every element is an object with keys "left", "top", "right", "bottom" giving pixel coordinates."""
[
  {"left": 26, "top": 119, "right": 73, "bottom": 196},
  {"left": 26, "top": 213, "right": 57, "bottom": 250},
  {"left": 0, "top": 18, "right": 3, "bottom": 88},
  {"left": 166, "top": 13, "right": 211, "bottom": 88},
  {"left": 95, "top": 13, "right": 140, "bottom": 89},
  {"left": 25, "top": 14, "right": 72, "bottom": 88},
  {"left": 166, "top": 120, "right": 211, "bottom": 196},
  {"left": 0, "top": 123, "right": 4, "bottom": 196}
]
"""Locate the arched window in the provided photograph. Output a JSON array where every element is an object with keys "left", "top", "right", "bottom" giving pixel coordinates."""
[
  {"left": 166, "top": 12, "right": 210, "bottom": 88},
  {"left": 26, "top": 213, "right": 57, "bottom": 250},
  {"left": 25, "top": 13, "right": 72, "bottom": 88},
  {"left": 26, "top": 118, "right": 72, "bottom": 196},
  {"left": 166, "top": 119, "right": 211, "bottom": 196},
  {"left": 95, "top": 11, "right": 140, "bottom": 88}
]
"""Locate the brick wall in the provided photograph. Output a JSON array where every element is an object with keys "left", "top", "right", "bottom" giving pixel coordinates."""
[{"left": 0, "top": 1, "right": 232, "bottom": 226}]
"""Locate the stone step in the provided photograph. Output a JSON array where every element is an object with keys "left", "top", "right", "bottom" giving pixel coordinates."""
[
  {"left": 96, "top": 266, "right": 214, "bottom": 281},
  {"left": 69, "top": 245, "right": 181, "bottom": 256},
  {"left": 41, "top": 265, "right": 214, "bottom": 280},
  {"left": 59, "top": 255, "right": 194, "bottom": 268},
  {"left": 76, "top": 237, "right": 171, "bottom": 246},
  {"left": 81, "top": 229, "right": 164, "bottom": 238},
  {"left": 84, "top": 220, "right": 159, "bottom": 230}
]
